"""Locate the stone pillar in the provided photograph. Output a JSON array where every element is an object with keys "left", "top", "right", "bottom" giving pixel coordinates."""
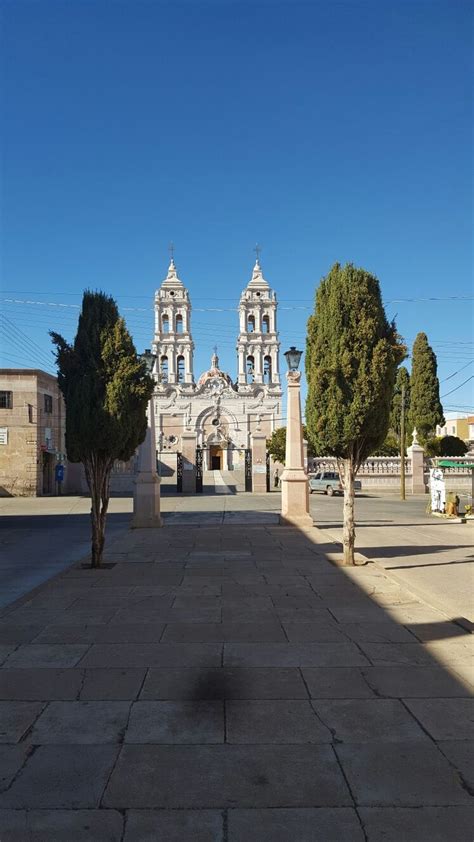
[
  {"left": 408, "top": 435, "right": 426, "bottom": 494},
  {"left": 132, "top": 399, "right": 163, "bottom": 528},
  {"left": 180, "top": 431, "right": 197, "bottom": 493},
  {"left": 251, "top": 431, "right": 267, "bottom": 493},
  {"left": 280, "top": 371, "right": 313, "bottom": 527},
  {"left": 238, "top": 347, "right": 246, "bottom": 385},
  {"left": 254, "top": 351, "right": 263, "bottom": 384}
]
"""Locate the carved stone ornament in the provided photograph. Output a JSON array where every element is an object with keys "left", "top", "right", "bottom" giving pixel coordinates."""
[
  {"left": 412, "top": 427, "right": 419, "bottom": 446},
  {"left": 287, "top": 371, "right": 301, "bottom": 384}
]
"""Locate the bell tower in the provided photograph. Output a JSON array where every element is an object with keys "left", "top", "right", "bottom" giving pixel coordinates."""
[
  {"left": 152, "top": 258, "right": 194, "bottom": 387},
  {"left": 237, "top": 257, "right": 281, "bottom": 391}
]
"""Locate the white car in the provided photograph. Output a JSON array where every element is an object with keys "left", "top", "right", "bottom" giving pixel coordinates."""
[{"left": 309, "top": 471, "right": 362, "bottom": 496}]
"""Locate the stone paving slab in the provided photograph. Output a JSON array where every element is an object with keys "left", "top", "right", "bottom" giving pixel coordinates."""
[
  {"left": 224, "top": 641, "right": 370, "bottom": 667},
  {"left": 123, "top": 809, "right": 223, "bottom": 842},
  {"left": 438, "top": 740, "right": 474, "bottom": 790},
  {"left": 0, "top": 746, "right": 30, "bottom": 792},
  {"left": 312, "top": 698, "right": 428, "bottom": 743},
  {"left": 79, "top": 668, "right": 146, "bottom": 700},
  {"left": 161, "top": 621, "right": 287, "bottom": 643},
  {"left": 126, "top": 700, "right": 224, "bottom": 744},
  {"left": 0, "top": 746, "right": 119, "bottom": 808},
  {"left": 103, "top": 744, "right": 352, "bottom": 808},
  {"left": 0, "top": 808, "right": 124, "bottom": 841},
  {"left": 0, "top": 625, "right": 44, "bottom": 644},
  {"left": 34, "top": 623, "right": 167, "bottom": 644},
  {"left": 0, "top": 701, "right": 45, "bottom": 743},
  {"left": 227, "top": 807, "right": 365, "bottom": 841},
  {"left": 29, "top": 701, "right": 131, "bottom": 744},
  {"left": 404, "top": 698, "right": 474, "bottom": 740},
  {"left": 302, "top": 667, "right": 376, "bottom": 698},
  {"left": 0, "top": 668, "right": 83, "bottom": 700},
  {"left": 361, "top": 665, "right": 474, "bottom": 698},
  {"left": 335, "top": 741, "right": 471, "bottom": 806},
  {"left": 79, "top": 642, "right": 222, "bottom": 668},
  {"left": 359, "top": 806, "right": 474, "bottom": 841},
  {"left": 140, "top": 667, "right": 309, "bottom": 700},
  {"left": 4, "top": 645, "right": 89, "bottom": 669},
  {"left": 225, "top": 700, "right": 331, "bottom": 744}
]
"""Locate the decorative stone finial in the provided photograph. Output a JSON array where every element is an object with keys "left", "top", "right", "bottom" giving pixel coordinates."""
[
  {"left": 211, "top": 346, "right": 219, "bottom": 369},
  {"left": 167, "top": 259, "right": 177, "bottom": 279},
  {"left": 412, "top": 427, "right": 419, "bottom": 446}
]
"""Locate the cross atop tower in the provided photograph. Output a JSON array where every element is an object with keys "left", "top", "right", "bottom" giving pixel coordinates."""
[
  {"left": 254, "top": 243, "right": 262, "bottom": 264},
  {"left": 168, "top": 241, "right": 175, "bottom": 263}
]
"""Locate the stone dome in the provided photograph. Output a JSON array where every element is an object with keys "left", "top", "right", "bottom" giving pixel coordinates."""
[{"left": 197, "top": 351, "right": 234, "bottom": 388}]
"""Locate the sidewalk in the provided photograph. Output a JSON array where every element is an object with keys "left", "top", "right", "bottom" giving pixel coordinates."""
[{"left": 0, "top": 518, "right": 472, "bottom": 840}]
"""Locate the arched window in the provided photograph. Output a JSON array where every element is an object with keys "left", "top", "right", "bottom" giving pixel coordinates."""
[
  {"left": 177, "top": 355, "right": 185, "bottom": 383},
  {"left": 247, "top": 314, "right": 255, "bottom": 333},
  {"left": 262, "top": 315, "right": 270, "bottom": 333},
  {"left": 264, "top": 355, "right": 272, "bottom": 384},
  {"left": 162, "top": 314, "right": 169, "bottom": 333},
  {"left": 247, "top": 355, "right": 255, "bottom": 383},
  {"left": 175, "top": 314, "right": 183, "bottom": 334},
  {"left": 160, "top": 355, "right": 168, "bottom": 383}
]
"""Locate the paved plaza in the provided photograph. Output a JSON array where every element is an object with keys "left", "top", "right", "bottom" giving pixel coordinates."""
[{"left": 0, "top": 492, "right": 472, "bottom": 840}]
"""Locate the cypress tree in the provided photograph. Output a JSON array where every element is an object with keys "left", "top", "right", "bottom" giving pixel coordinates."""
[
  {"left": 409, "top": 332, "right": 444, "bottom": 443},
  {"left": 306, "top": 263, "right": 406, "bottom": 565},
  {"left": 51, "top": 291, "right": 154, "bottom": 567}
]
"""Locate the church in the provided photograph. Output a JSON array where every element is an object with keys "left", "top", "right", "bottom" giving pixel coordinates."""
[{"left": 150, "top": 256, "right": 283, "bottom": 488}]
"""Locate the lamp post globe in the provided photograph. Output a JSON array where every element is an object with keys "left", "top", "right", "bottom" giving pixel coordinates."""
[
  {"left": 140, "top": 349, "right": 156, "bottom": 376},
  {"left": 284, "top": 346, "right": 303, "bottom": 372}
]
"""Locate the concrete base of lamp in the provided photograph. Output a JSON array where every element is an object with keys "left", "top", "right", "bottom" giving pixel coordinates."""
[
  {"left": 280, "top": 468, "right": 313, "bottom": 528},
  {"left": 132, "top": 471, "right": 163, "bottom": 528},
  {"left": 131, "top": 400, "right": 163, "bottom": 529}
]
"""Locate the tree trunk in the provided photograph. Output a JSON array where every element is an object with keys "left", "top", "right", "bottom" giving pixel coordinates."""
[
  {"left": 340, "top": 457, "right": 355, "bottom": 565},
  {"left": 85, "top": 457, "right": 112, "bottom": 568}
]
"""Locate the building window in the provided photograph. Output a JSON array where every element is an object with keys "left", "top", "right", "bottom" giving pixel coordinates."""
[
  {"left": 0, "top": 391, "right": 13, "bottom": 409},
  {"left": 262, "top": 315, "right": 270, "bottom": 333},
  {"left": 175, "top": 314, "right": 183, "bottom": 333},
  {"left": 28, "top": 404, "right": 34, "bottom": 423},
  {"left": 264, "top": 355, "right": 272, "bottom": 384},
  {"left": 177, "top": 355, "right": 185, "bottom": 383},
  {"left": 162, "top": 314, "right": 169, "bottom": 333},
  {"left": 44, "top": 395, "right": 53, "bottom": 414},
  {"left": 160, "top": 355, "right": 168, "bottom": 383},
  {"left": 247, "top": 355, "right": 255, "bottom": 383},
  {"left": 247, "top": 314, "right": 255, "bottom": 332}
]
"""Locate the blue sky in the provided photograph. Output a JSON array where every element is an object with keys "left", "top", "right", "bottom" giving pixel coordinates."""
[{"left": 1, "top": 0, "right": 472, "bottom": 418}]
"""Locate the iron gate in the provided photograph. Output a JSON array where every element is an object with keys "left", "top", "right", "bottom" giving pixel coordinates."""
[
  {"left": 176, "top": 452, "right": 183, "bottom": 492},
  {"left": 195, "top": 446, "right": 203, "bottom": 493},
  {"left": 244, "top": 448, "right": 252, "bottom": 492}
]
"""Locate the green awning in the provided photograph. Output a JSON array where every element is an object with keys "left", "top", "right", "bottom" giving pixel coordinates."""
[{"left": 438, "top": 460, "right": 474, "bottom": 470}]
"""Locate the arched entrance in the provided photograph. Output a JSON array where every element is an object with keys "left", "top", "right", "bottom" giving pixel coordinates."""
[{"left": 209, "top": 444, "right": 223, "bottom": 470}]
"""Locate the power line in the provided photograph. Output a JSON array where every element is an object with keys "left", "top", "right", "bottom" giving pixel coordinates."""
[
  {"left": 441, "top": 375, "right": 474, "bottom": 399},
  {"left": 441, "top": 360, "right": 474, "bottom": 383}
]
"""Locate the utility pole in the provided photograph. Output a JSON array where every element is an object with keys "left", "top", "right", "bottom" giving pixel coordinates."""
[{"left": 400, "top": 383, "right": 406, "bottom": 500}]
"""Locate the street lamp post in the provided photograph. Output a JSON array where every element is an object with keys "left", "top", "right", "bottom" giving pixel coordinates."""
[
  {"left": 131, "top": 349, "right": 163, "bottom": 528},
  {"left": 280, "top": 347, "right": 313, "bottom": 528}
]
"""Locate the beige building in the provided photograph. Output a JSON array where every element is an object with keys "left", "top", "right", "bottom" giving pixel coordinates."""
[
  {"left": 0, "top": 370, "right": 66, "bottom": 496},
  {"left": 436, "top": 417, "right": 470, "bottom": 442},
  {"left": 151, "top": 257, "right": 283, "bottom": 487}
]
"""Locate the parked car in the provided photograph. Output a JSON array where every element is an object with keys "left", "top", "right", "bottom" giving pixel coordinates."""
[{"left": 308, "top": 471, "right": 362, "bottom": 496}]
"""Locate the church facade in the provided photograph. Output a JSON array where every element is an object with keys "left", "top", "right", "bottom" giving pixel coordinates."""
[{"left": 150, "top": 257, "right": 283, "bottom": 482}]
